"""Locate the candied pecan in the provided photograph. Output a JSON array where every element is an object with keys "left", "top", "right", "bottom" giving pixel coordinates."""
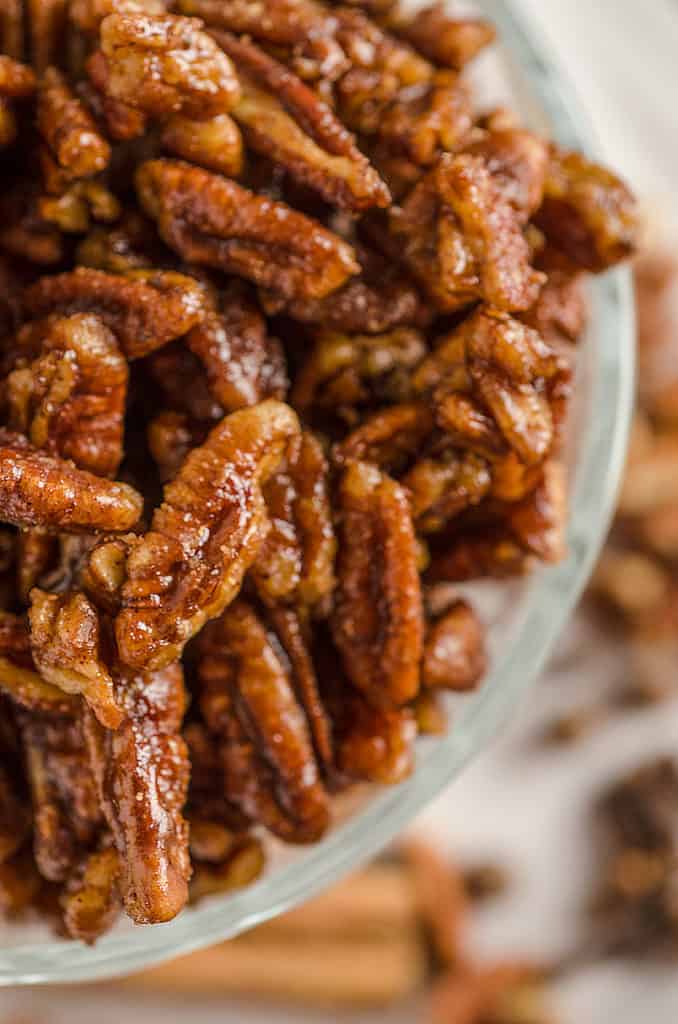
[
  {"left": 252, "top": 430, "right": 335, "bottom": 610},
  {"left": 115, "top": 400, "right": 300, "bottom": 670},
  {"left": 70, "top": 0, "right": 170, "bottom": 35},
  {"left": 7, "top": 314, "right": 127, "bottom": 477},
  {"left": 37, "top": 67, "right": 111, "bottom": 187},
  {"left": 388, "top": 154, "right": 544, "bottom": 313},
  {"left": 147, "top": 410, "right": 203, "bottom": 482},
  {"left": 266, "top": 604, "right": 333, "bottom": 771},
  {"left": 38, "top": 179, "right": 121, "bottom": 234},
  {"left": 462, "top": 128, "right": 549, "bottom": 223},
  {"left": 186, "top": 283, "right": 288, "bottom": 413},
  {"left": 29, "top": 588, "right": 120, "bottom": 729},
  {"left": 506, "top": 459, "right": 567, "bottom": 563},
  {"left": 190, "top": 834, "right": 264, "bottom": 903},
  {"left": 21, "top": 709, "right": 103, "bottom": 881},
  {"left": 147, "top": 343, "right": 223, "bottom": 424},
  {"left": 535, "top": 147, "right": 639, "bottom": 272},
  {"left": 334, "top": 403, "right": 434, "bottom": 473},
  {"left": 198, "top": 600, "right": 330, "bottom": 843},
  {"left": 0, "top": 2, "right": 25, "bottom": 60},
  {"left": 92, "top": 10, "right": 240, "bottom": 122},
  {"left": 161, "top": 111, "right": 243, "bottom": 177},
  {"left": 60, "top": 841, "right": 120, "bottom": 943},
  {"left": 177, "top": 0, "right": 348, "bottom": 83},
  {"left": 27, "top": 0, "right": 69, "bottom": 72},
  {"left": 332, "top": 460, "right": 423, "bottom": 708},
  {"left": 375, "top": 70, "right": 473, "bottom": 170},
  {"left": 521, "top": 267, "right": 588, "bottom": 345},
  {"left": 336, "top": 693, "right": 416, "bottom": 785},
  {"left": 79, "top": 534, "right": 132, "bottom": 615},
  {"left": 0, "top": 55, "right": 37, "bottom": 98},
  {"left": 0, "top": 429, "right": 142, "bottom": 533},
  {"left": 262, "top": 243, "right": 428, "bottom": 334},
  {"left": 136, "top": 159, "right": 360, "bottom": 301},
  {"left": 293, "top": 328, "right": 427, "bottom": 421},
  {"left": 427, "top": 528, "right": 530, "bottom": 583},
  {"left": 83, "top": 660, "right": 191, "bottom": 924},
  {"left": 402, "top": 449, "right": 491, "bottom": 533},
  {"left": 213, "top": 32, "right": 390, "bottom": 212},
  {"left": 85, "top": 51, "right": 148, "bottom": 140},
  {"left": 393, "top": 5, "right": 495, "bottom": 70},
  {"left": 23, "top": 267, "right": 207, "bottom": 359},
  {"left": 76, "top": 212, "right": 167, "bottom": 274},
  {"left": 332, "top": 7, "right": 432, "bottom": 136},
  {"left": 0, "top": 610, "right": 79, "bottom": 715},
  {"left": 414, "top": 307, "right": 569, "bottom": 470},
  {"left": 422, "top": 599, "right": 486, "bottom": 691}
]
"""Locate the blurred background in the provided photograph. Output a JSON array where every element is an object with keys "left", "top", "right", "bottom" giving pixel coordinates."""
[{"left": 4, "top": 1, "right": 678, "bottom": 1021}]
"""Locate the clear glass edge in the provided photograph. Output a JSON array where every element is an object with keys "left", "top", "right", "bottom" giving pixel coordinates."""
[{"left": 0, "top": 0, "right": 636, "bottom": 984}]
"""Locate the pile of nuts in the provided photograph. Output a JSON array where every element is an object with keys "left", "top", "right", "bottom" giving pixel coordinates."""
[{"left": 0, "top": 0, "right": 636, "bottom": 941}]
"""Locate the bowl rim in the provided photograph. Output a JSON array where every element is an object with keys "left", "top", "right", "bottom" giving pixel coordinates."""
[{"left": 0, "top": 0, "right": 636, "bottom": 986}]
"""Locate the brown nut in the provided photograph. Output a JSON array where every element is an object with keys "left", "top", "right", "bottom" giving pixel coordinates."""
[
  {"left": 60, "top": 842, "right": 120, "bottom": 944},
  {"left": 83, "top": 660, "right": 191, "bottom": 924},
  {"left": 0, "top": 429, "right": 143, "bottom": 533},
  {"left": 115, "top": 400, "right": 300, "bottom": 670},
  {"left": 186, "top": 282, "right": 289, "bottom": 413},
  {"left": 136, "top": 159, "right": 360, "bottom": 301},
  {"left": 535, "top": 146, "right": 639, "bottom": 272},
  {"left": 23, "top": 267, "right": 208, "bottom": 360},
  {"left": 388, "top": 154, "right": 544, "bottom": 313},
  {"left": 37, "top": 67, "right": 111, "bottom": 185},
  {"left": 422, "top": 599, "right": 486, "bottom": 691},
  {"left": 29, "top": 588, "right": 120, "bottom": 730},
  {"left": 214, "top": 31, "right": 390, "bottom": 212},
  {"left": 392, "top": 4, "right": 495, "bottom": 70},
  {"left": 7, "top": 314, "right": 128, "bottom": 477},
  {"left": 331, "top": 460, "right": 424, "bottom": 708},
  {"left": 198, "top": 599, "right": 330, "bottom": 843},
  {"left": 252, "top": 430, "right": 336, "bottom": 610},
  {"left": 95, "top": 10, "right": 241, "bottom": 121}
]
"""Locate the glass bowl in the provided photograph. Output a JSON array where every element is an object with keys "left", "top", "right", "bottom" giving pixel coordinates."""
[{"left": 0, "top": 0, "right": 636, "bottom": 986}]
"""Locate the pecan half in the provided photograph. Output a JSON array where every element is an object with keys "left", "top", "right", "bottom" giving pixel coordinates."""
[
  {"left": 115, "top": 400, "right": 300, "bottom": 670},
  {"left": 37, "top": 67, "right": 111, "bottom": 186},
  {"left": 136, "top": 159, "right": 360, "bottom": 301},
  {"left": 160, "top": 111, "right": 244, "bottom": 177},
  {"left": 198, "top": 599, "right": 330, "bottom": 842},
  {"left": 535, "top": 147, "right": 639, "bottom": 272},
  {"left": 60, "top": 841, "right": 120, "bottom": 943},
  {"left": 186, "top": 282, "right": 288, "bottom": 413},
  {"left": 23, "top": 267, "right": 207, "bottom": 359},
  {"left": 213, "top": 32, "right": 390, "bottom": 211},
  {"left": 332, "top": 460, "right": 423, "bottom": 707},
  {"left": 29, "top": 588, "right": 120, "bottom": 729},
  {"left": 293, "top": 328, "right": 427, "bottom": 422},
  {"left": 388, "top": 153, "right": 544, "bottom": 313},
  {"left": 0, "top": 429, "right": 142, "bottom": 533},
  {"left": 422, "top": 598, "right": 486, "bottom": 691},
  {"left": 7, "top": 314, "right": 127, "bottom": 477},
  {"left": 0, "top": 610, "right": 78, "bottom": 715},
  {"left": 83, "top": 660, "right": 191, "bottom": 923},
  {"left": 252, "top": 430, "right": 336, "bottom": 610},
  {"left": 392, "top": 4, "right": 495, "bottom": 70},
  {"left": 262, "top": 244, "right": 428, "bottom": 334},
  {"left": 21, "top": 709, "right": 103, "bottom": 882},
  {"left": 93, "top": 10, "right": 240, "bottom": 121},
  {"left": 177, "top": 0, "right": 348, "bottom": 83}
]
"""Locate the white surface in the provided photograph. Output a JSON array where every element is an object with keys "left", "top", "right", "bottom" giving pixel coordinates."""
[{"left": 3, "top": 2, "right": 678, "bottom": 1020}]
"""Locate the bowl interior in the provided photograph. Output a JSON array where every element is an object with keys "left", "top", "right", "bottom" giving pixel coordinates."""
[{"left": 0, "top": 0, "right": 636, "bottom": 985}]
